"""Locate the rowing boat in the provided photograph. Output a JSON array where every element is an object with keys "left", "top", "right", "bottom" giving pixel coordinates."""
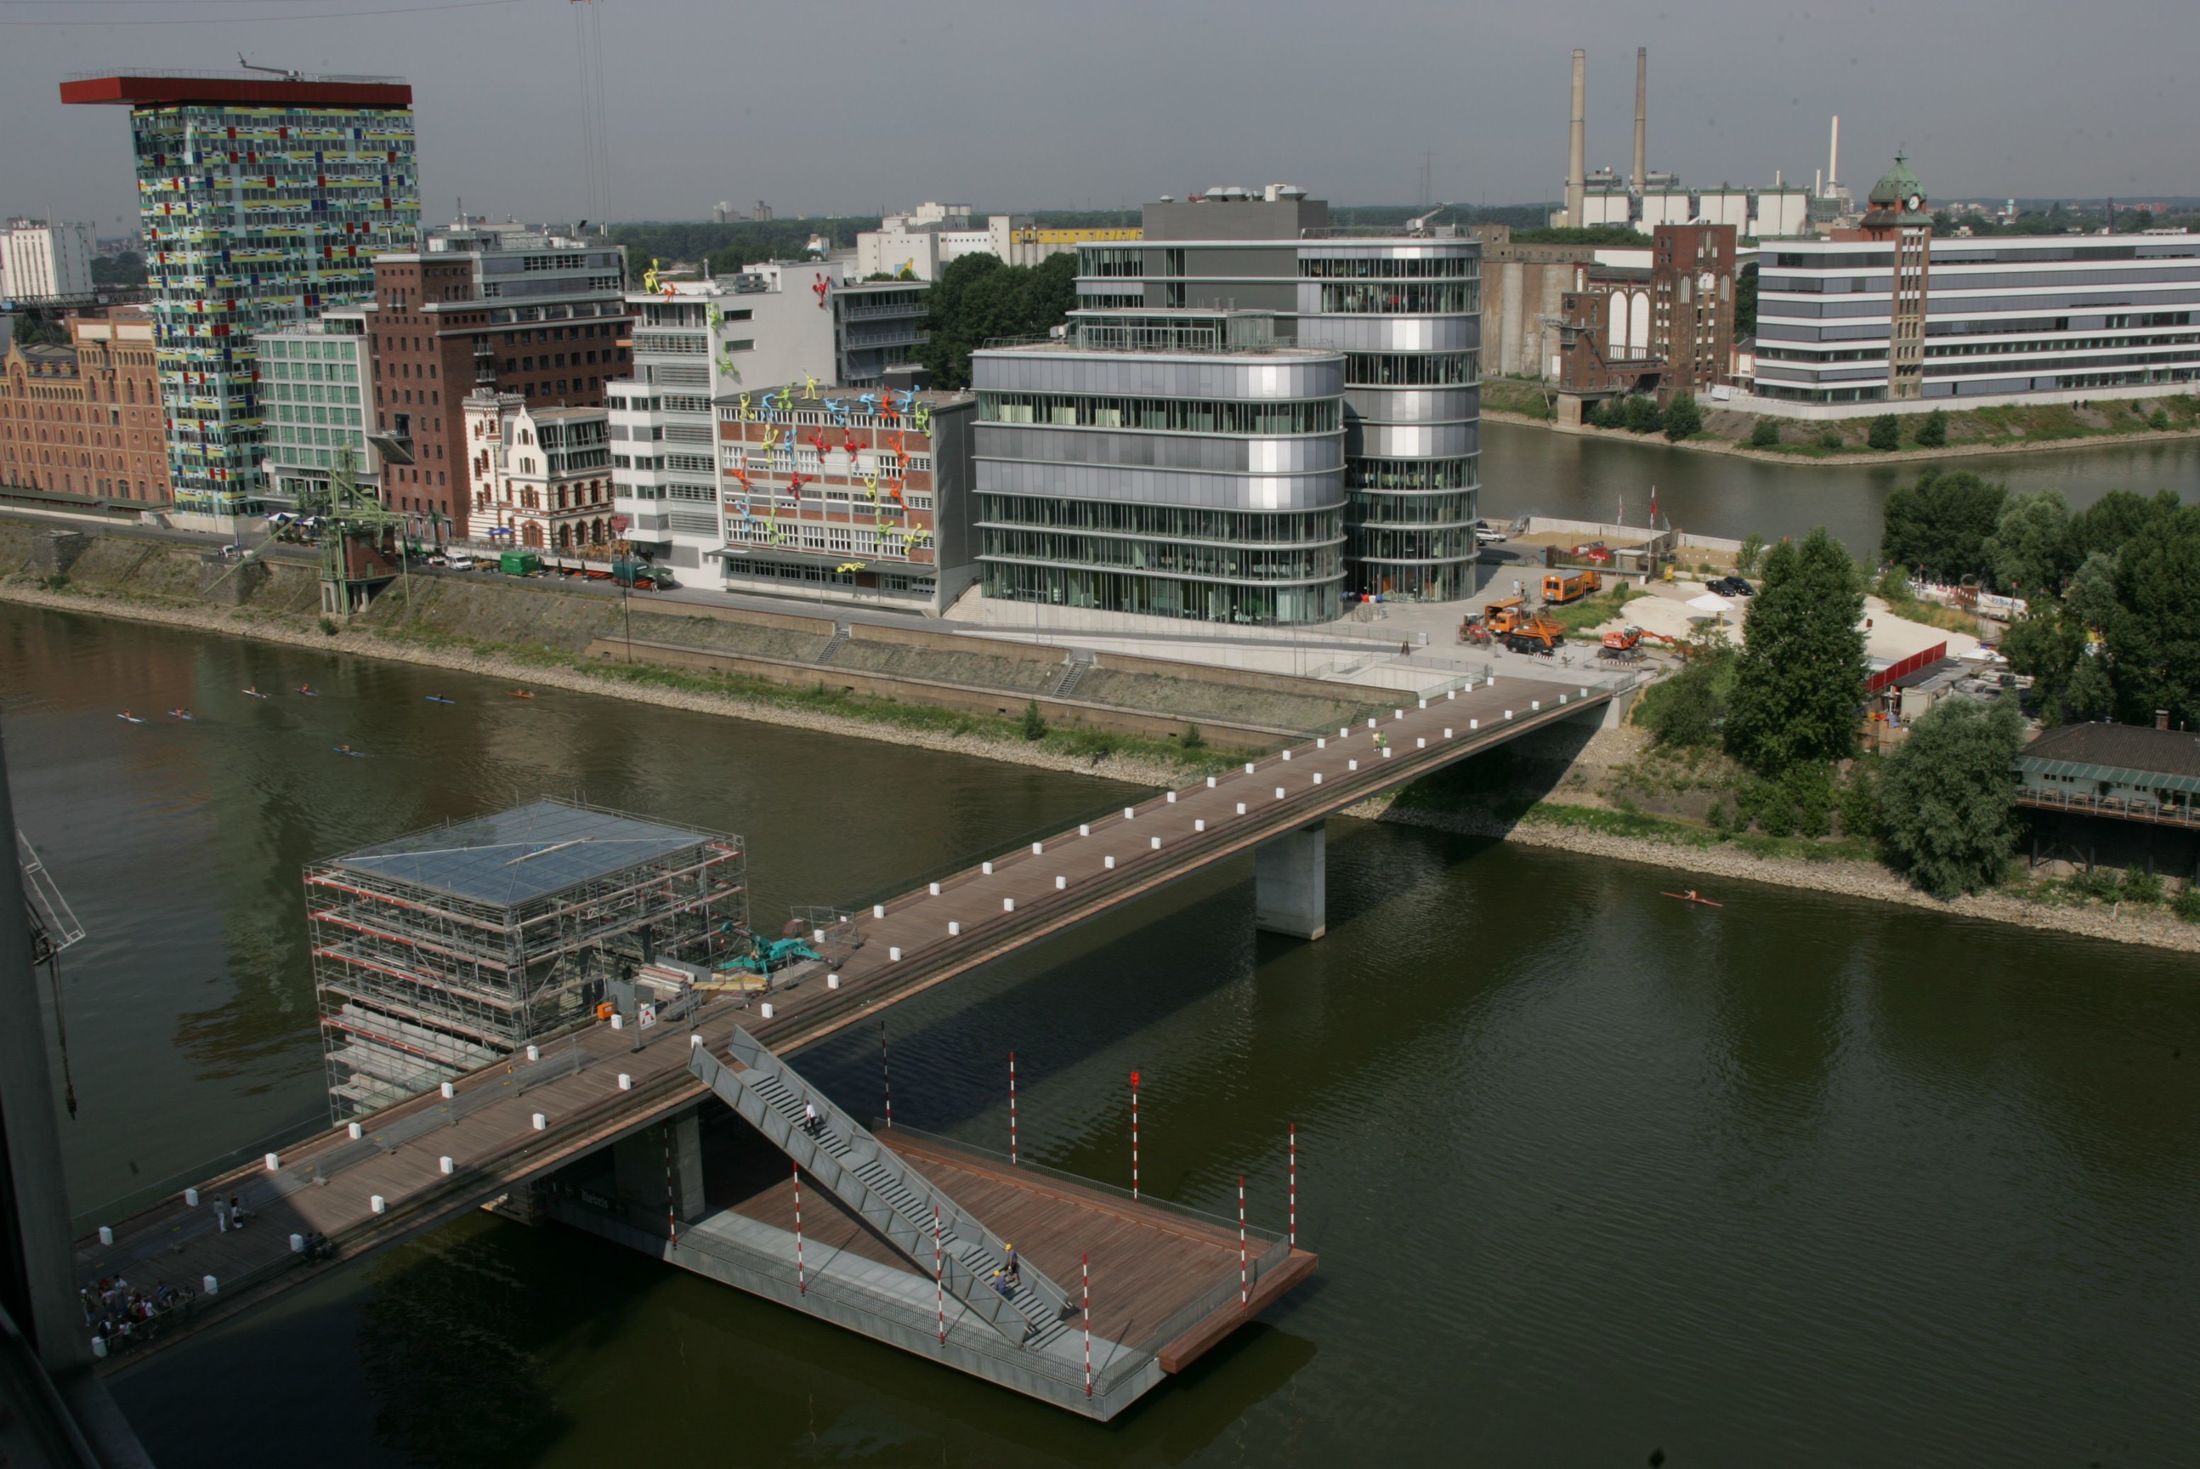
[{"left": 1661, "top": 891, "right": 1723, "bottom": 908}]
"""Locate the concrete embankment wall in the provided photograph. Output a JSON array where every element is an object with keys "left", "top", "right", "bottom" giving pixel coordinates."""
[{"left": 0, "top": 517, "right": 1369, "bottom": 750}]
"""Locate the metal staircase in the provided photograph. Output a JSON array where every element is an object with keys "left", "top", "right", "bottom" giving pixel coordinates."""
[
  {"left": 1052, "top": 647, "right": 1095, "bottom": 699},
  {"left": 691, "top": 1028, "right": 1074, "bottom": 1350},
  {"left": 818, "top": 622, "right": 851, "bottom": 664}
]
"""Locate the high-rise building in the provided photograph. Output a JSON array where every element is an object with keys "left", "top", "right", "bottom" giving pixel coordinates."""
[
  {"left": 253, "top": 308, "right": 377, "bottom": 506},
  {"left": 0, "top": 309, "right": 171, "bottom": 504},
  {"left": 364, "top": 226, "right": 629, "bottom": 538},
  {"left": 1076, "top": 188, "right": 1482, "bottom": 601},
  {"left": 61, "top": 70, "right": 421, "bottom": 516},
  {"left": 0, "top": 220, "right": 96, "bottom": 301}
]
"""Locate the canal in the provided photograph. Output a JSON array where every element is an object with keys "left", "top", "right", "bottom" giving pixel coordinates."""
[
  {"left": 1479, "top": 418, "right": 2200, "bottom": 554},
  {"left": 8, "top": 601, "right": 2200, "bottom": 1468}
]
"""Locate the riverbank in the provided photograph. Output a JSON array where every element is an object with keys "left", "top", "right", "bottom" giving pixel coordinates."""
[{"left": 10, "top": 575, "right": 2192, "bottom": 955}]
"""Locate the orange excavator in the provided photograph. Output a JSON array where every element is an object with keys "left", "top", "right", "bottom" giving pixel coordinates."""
[
  {"left": 1505, "top": 614, "right": 1569, "bottom": 654},
  {"left": 1600, "top": 626, "right": 1690, "bottom": 660},
  {"left": 1462, "top": 595, "right": 1527, "bottom": 644}
]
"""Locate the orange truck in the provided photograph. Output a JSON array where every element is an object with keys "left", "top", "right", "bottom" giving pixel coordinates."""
[
  {"left": 1541, "top": 569, "right": 1603, "bottom": 605},
  {"left": 1480, "top": 596, "right": 1528, "bottom": 635},
  {"left": 1504, "top": 614, "right": 1569, "bottom": 654}
]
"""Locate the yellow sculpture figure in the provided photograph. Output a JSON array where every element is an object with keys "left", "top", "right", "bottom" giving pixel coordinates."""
[
  {"left": 803, "top": 374, "right": 820, "bottom": 401},
  {"left": 641, "top": 258, "right": 662, "bottom": 294},
  {"left": 760, "top": 426, "right": 780, "bottom": 450},
  {"left": 737, "top": 392, "right": 753, "bottom": 421},
  {"left": 913, "top": 404, "right": 932, "bottom": 435},
  {"left": 863, "top": 474, "right": 879, "bottom": 502}
]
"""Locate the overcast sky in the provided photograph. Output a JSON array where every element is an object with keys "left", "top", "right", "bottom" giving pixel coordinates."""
[{"left": 3, "top": 0, "right": 2192, "bottom": 236}]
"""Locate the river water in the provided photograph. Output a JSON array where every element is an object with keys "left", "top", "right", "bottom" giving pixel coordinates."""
[
  {"left": 1479, "top": 419, "right": 2200, "bottom": 554},
  {"left": 8, "top": 593, "right": 2200, "bottom": 1468}
]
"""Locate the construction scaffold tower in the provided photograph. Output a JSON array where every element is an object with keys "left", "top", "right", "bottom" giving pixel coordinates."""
[{"left": 306, "top": 798, "right": 748, "bottom": 1121}]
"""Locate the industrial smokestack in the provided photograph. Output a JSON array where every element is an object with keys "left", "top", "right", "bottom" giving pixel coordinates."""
[
  {"left": 1634, "top": 47, "right": 1648, "bottom": 192},
  {"left": 1567, "top": 48, "right": 1587, "bottom": 226},
  {"left": 1829, "top": 114, "right": 1841, "bottom": 191},
  {"left": 1815, "top": 166, "right": 1824, "bottom": 199}
]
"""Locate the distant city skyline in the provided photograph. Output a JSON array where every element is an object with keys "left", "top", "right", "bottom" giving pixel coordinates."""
[{"left": 1, "top": 0, "right": 2192, "bottom": 232}]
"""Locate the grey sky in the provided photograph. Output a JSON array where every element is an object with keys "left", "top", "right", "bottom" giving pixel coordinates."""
[{"left": 2, "top": 0, "right": 2192, "bottom": 236}]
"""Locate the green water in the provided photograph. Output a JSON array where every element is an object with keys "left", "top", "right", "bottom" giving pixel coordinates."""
[{"left": 8, "top": 603, "right": 2200, "bottom": 1468}]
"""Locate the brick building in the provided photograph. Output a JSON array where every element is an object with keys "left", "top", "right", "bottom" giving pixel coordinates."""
[
  {"left": 367, "top": 229, "right": 628, "bottom": 539},
  {"left": 1552, "top": 222, "right": 1737, "bottom": 405},
  {"left": 0, "top": 310, "right": 172, "bottom": 505},
  {"left": 459, "top": 388, "right": 613, "bottom": 552}
]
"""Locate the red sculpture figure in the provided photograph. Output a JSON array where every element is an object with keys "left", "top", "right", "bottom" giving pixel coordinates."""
[{"left": 812, "top": 276, "right": 829, "bottom": 309}]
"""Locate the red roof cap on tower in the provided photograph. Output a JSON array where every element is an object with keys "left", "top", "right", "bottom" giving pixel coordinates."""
[{"left": 60, "top": 72, "right": 410, "bottom": 109}]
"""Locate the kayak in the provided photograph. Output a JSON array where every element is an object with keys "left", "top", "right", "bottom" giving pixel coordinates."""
[
  {"left": 508, "top": 690, "right": 535, "bottom": 700},
  {"left": 332, "top": 746, "right": 368, "bottom": 759},
  {"left": 424, "top": 695, "right": 457, "bottom": 705},
  {"left": 168, "top": 709, "right": 195, "bottom": 721},
  {"left": 116, "top": 713, "right": 145, "bottom": 724},
  {"left": 1661, "top": 891, "right": 1723, "bottom": 908},
  {"left": 241, "top": 688, "right": 270, "bottom": 700},
  {"left": 296, "top": 687, "right": 319, "bottom": 697}
]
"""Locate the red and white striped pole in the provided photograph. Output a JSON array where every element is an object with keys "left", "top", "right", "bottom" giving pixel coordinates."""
[
  {"left": 662, "top": 1126, "right": 680, "bottom": 1245},
  {"left": 1288, "top": 1122, "right": 1297, "bottom": 1249},
  {"left": 881, "top": 1023, "right": 893, "bottom": 1129},
  {"left": 792, "top": 1162, "right": 806, "bottom": 1295},
  {"left": 1082, "top": 1250, "right": 1093, "bottom": 1400},
  {"left": 1130, "top": 1069, "right": 1141, "bottom": 1200},
  {"left": 1009, "top": 1051, "right": 1018, "bottom": 1166},
  {"left": 1238, "top": 1173, "right": 1249, "bottom": 1309},
  {"left": 932, "top": 1203, "right": 945, "bottom": 1345}
]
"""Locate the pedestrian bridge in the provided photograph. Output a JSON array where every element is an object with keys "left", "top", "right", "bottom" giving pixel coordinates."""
[{"left": 73, "top": 669, "right": 1615, "bottom": 1403}]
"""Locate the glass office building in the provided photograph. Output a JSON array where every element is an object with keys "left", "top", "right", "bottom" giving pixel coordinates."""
[{"left": 972, "top": 311, "right": 1348, "bottom": 625}]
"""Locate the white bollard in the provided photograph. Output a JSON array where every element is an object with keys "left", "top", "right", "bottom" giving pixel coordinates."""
[
  {"left": 347, "top": 1123, "right": 362, "bottom": 1141},
  {"left": 1470, "top": 718, "right": 1479, "bottom": 730},
  {"left": 526, "top": 1044, "right": 540, "bottom": 1062},
  {"left": 760, "top": 1003, "right": 774, "bottom": 1019},
  {"left": 1419, "top": 699, "right": 1428, "bottom": 709},
  {"left": 1104, "top": 855, "right": 1117, "bottom": 870},
  {"left": 203, "top": 1274, "right": 219, "bottom": 1295},
  {"left": 1339, "top": 726, "right": 1350, "bottom": 738},
  {"left": 1205, "top": 778, "right": 1216, "bottom": 789},
  {"left": 1195, "top": 819, "right": 1207, "bottom": 831},
  {"left": 827, "top": 974, "right": 841, "bottom": 990},
  {"left": 1243, "top": 763, "right": 1256, "bottom": 775},
  {"left": 691, "top": 1033, "right": 705, "bottom": 1048},
  {"left": 92, "top": 1336, "right": 108, "bottom": 1360},
  {"left": 290, "top": 1233, "right": 306, "bottom": 1253},
  {"left": 1349, "top": 758, "right": 1360, "bottom": 771},
  {"left": 949, "top": 921, "right": 961, "bottom": 936},
  {"left": 1056, "top": 875, "right": 1067, "bottom": 890},
  {"left": 1444, "top": 728, "right": 1453, "bottom": 739},
  {"left": 618, "top": 1073, "right": 633, "bottom": 1091},
  {"left": 1383, "top": 747, "right": 1393, "bottom": 759},
  {"left": 1417, "top": 738, "right": 1426, "bottom": 749},
  {"left": 1487, "top": 673, "right": 1498, "bottom": 685},
  {"left": 441, "top": 1082, "right": 455, "bottom": 1099},
  {"left": 813, "top": 928, "right": 826, "bottom": 943},
  {"left": 1167, "top": 791, "right": 1177, "bottom": 803},
  {"left": 1580, "top": 686, "right": 1589, "bottom": 697},
  {"left": 1447, "top": 689, "right": 1457, "bottom": 700},
  {"left": 873, "top": 904, "right": 885, "bottom": 919},
  {"left": 185, "top": 1187, "right": 200, "bottom": 1207},
  {"left": 1317, "top": 737, "right": 1326, "bottom": 749},
  {"left": 265, "top": 1152, "right": 280, "bottom": 1172},
  {"left": 1559, "top": 695, "right": 1568, "bottom": 705},
  {"left": 1505, "top": 709, "right": 1515, "bottom": 720},
  {"left": 1032, "top": 841, "right": 1045, "bottom": 855},
  {"left": 611, "top": 1013, "right": 624, "bottom": 1031},
  {"left": 930, "top": 882, "right": 941, "bottom": 896},
  {"left": 98, "top": 1226, "right": 113, "bottom": 1246},
  {"left": 1313, "top": 773, "right": 1324, "bottom": 785},
  {"left": 1282, "top": 750, "right": 1292, "bottom": 761},
  {"left": 982, "top": 861, "right": 994, "bottom": 876},
  {"left": 1532, "top": 700, "right": 1541, "bottom": 711},
  {"left": 889, "top": 946, "right": 902, "bottom": 961},
  {"left": 370, "top": 1196, "right": 386, "bottom": 1216},
  {"left": 1394, "top": 709, "right": 1404, "bottom": 720},
  {"left": 1236, "top": 802, "right": 1248, "bottom": 815},
  {"left": 1275, "top": 786, "right": 1287, "bottom": 799},
  {"left": 1366, "top": 718, "right": 1376, "bottom": 730},
  {"left": 1081, "top": 823, "right": 1092, "bottom": 835},
  {"left": 439, "top": 1156, "right": 454, "bottom": 1175},
  {"left": 532, "top": 1113, "right": 547, "bottom": 1132},
  {"left": 1150, "top": 836, "right": 1162, "bottom": 850},
  {"left": 1004, "top": 898, "right": 1017, "bottom": 912}
]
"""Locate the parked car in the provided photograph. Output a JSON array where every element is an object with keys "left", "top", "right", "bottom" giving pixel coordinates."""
[
  {"left": 1473, "top": 525, "right": 1508, "bottom": 545},
  {"left": 1709, "top": 575, "right": 1752, "bottom": 596},
  {"left": 445, "top": 554, "right": 476, "bottom": 571},
  {"left": 1572, "top": 542, "right": 1615, "bottom": 565}
]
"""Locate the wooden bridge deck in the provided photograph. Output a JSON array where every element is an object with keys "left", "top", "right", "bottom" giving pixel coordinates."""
[{"left": 76, "top": 669, "right": 1604, "bottom": 1365}]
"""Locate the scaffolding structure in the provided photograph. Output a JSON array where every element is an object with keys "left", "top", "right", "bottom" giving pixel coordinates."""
[{"left": 306, "top": 798, "right": 748, "bottom": 1121}]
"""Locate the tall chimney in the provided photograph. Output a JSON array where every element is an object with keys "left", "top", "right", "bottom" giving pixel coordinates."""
[
  {"left": 1815, "top": 166, "right": 1824, "bottom": 199},
  {"left": 1829, "top": 114, "right": 1841, "bottom": 190},
  {"left": 1567, "top": 48, "right": 1587, "bottom": 226},
  {"left": 1634, "top": 47, "right": 1648, "bottom": 191}
]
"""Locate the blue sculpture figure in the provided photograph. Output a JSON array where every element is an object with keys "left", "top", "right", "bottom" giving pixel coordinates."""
[
  {"left": 825, "top": 397, "right": 848, "bottom": 425},
  {"left": 858, "top": 392, "right": 879, "bottom": 416},
  {"left": 894, "top": 388, "right": 918, "bottom": 416}
]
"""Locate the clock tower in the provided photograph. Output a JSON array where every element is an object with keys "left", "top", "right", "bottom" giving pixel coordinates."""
[{"left": 1857, "top": 155, "right": 1933, "bottom": 400}]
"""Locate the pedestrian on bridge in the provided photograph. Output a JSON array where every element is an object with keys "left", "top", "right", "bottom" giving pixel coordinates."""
[
  {"left": 213, "top": 1197, "right": 230, "bottom": 1233},
  {"left": 803, "top": 1100, "right": 820, "bottom": 1137}
]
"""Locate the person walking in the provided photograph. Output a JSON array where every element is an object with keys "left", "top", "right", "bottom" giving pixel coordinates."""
[
  {"left": 803, "top": 1100, "right": 820, "bottom": 1137},
  {"left": 213, "top": 1196, "right": 229, "bottom": 1233}
]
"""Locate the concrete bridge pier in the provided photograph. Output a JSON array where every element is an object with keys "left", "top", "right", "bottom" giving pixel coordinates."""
[
  {"left": 612, "top": 1106, "right": 706, "bottom": 1222},
  {"left": 1254, "top": 822, "right": 1327, "bottom": 941}
]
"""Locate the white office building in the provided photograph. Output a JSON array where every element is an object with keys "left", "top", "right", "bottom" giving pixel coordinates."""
[
  {"left": 253, "top": 310, "right": 378, "bottom": 507},
  {"left": 0, "top": 219, "right": 96, "bottom": 302}
]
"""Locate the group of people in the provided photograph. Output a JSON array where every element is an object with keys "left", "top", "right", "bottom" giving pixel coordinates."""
[
  {"left": 988, "top": 1244, "right": 1022, "bottom": 1297},
  {"left": 81, "top": 1275, "right": 196, "bottom": 1352}
]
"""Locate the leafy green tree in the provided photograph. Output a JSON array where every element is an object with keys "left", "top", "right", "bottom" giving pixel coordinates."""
[
  {"left": 1020, "top": 700, "right": 1048, "bottom": 741},
  {"left": 1880, "top": 468, "right": 2007, "bottom": 582},
  {"left": 1913, "top": 408, "right": 1949, "bottom": 447},
  {"left": 2070, "top": 488, "right": 2181, "bottom": 562},
  {"left": 1633, "top": 644, "right": 1737, "bottom": 748},
  {"left": 1817, "top": 428, "right": 1845, "bottom": 450},
  {"left": 1662, "top": 392, "right": 1704, "bottom": 441},
  {"left": 2103, "top": 510, "right": 2200, "bottom": 727},
  {"left": 1724, "top": 529, "right": 1867, "bottom": 774},
  {"left": 1736, "top": 532, "right": 1766, "bottom": 576},
  {"left": 1622, "top": 394, "right": 1663, "bottom": 434},
  {"left": 1879, "top": 697, "right": 2025, "bottom": 898},
  {"left": 1748, "top": 418, "right": 1780, "bottom": 448},
  {"left": 919, "top": 252, "right": 1078, "bottom": 390},
  {"left": 1734, "top": 261, "right": 1758, "bottom": 336},
  {"left": 1984, "top": 489, "right": 2075, "bottom": 596},
  {"left": 2149, "top": 407, "right": 2172, "bottom": 431},
  {"left": 1868, "top": 415, "right": 1902, "bottom": 451}
]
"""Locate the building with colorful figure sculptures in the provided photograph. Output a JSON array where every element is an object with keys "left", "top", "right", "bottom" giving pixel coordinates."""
[
  {"left": 714, "top": 380, "right": 977, "bottom": 613},
  {"left": 61, "top": 70, "right": 422, "bottom": 517}
]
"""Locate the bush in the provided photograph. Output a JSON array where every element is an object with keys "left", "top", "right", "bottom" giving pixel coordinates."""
[
  {"left": 2151, "top": 407, "right": 2173, "bottom": 431},
  {"left": 1633, "top": 647, "right": 1736, "bottom": 748},
  {"left": 1836, "top": 757, "right": 1884, "bottom": 844},
  {"left": 1748, "top": 418, "right": 1780, "bottom": 449},
  {"left": 1914, "top": 408, "right": 1949, "bottom": 448},
  {"left": 2121, "top": 869, "right": 2166, "bottom": 905},
  {"left": 1739, "top": 761, "right": 1835, "bottom": 838},
  {"left": 1020, "top": 699, "right": 1048, "bottom": 741},
  {"left": 1662, "top": 392, "right": 1704, "bottom": 441},
  {"left": 1737, "top": 532, "right": 1766, "bottom": 576},
  {"left": 1879, "top": 697, "right": 2025, "bottom": 898},
  {"left": 1622, "top": 394, "right": 1664, "bottom": 435},
  {"left": 1869, "top": 415, "right": 1902, "bottom": 452},
  {"left": 1818, "top": 428, "right": 1845, "bottom": 450},
  {"left": 318, "top": 615, "right": 340, "bottom": 636},
  {"left": 2174, "top": 885, "right": 2200, "bottom": 922},
  {"left": 1181, "top": 722, "right": 1205, "bottom": 751},
  {"left": 2068, "top": 867, "right": 2120, "bottom": 902}
]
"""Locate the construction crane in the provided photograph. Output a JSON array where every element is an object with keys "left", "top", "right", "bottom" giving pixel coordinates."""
[
  {"left": 1404, "top": 203, "right": 1451, "bottom": 238},
  {"left": 237, "top": 54, "right": 305, "bottom": 82},
  {"left": 314, "top": 443, "right": 410, "bottom": 616}
]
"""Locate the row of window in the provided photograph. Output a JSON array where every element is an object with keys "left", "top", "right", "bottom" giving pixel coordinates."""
[
  {"left": 1299, "top": 255, "right": 1477, "bottom": 279},
  {"left": 1342, "top": 351, "right": 1479, "bottom": 387},
  {"left": 982, "top": 527, "right": 1343, "bottom": 583},
  {"left": 1350, "top": 456, "right": 1480, "bottom": 491},
  {"left": 977, "top": 493, "right": 1340, "bottom": 546},
  {"left": 982, "top": 562, "right": 1341, "bottom": 627},
  {"left": 1315, "top": 282, "right": 1479, "bottom": 315},
  {"left": 979, "top": 392, "right": 1340, "bottom": 435}
]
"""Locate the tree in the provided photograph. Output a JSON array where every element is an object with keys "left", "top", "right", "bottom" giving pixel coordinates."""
[
  {"left": 2103, "top": 510, "right": 2200, "bottom": 728},
  {"left": 1880, "top": 468, "right": 2008, "bottom": 582},
  {"left": 1633, "top": 643, "right": 1737, "bottom": 748},
  {"left": 2070, "top": 488, "right": 2181, "bottom": 563},
  {"left": 1736, "top": 532, "right": 1766, "bottom": 576},
  {"left": 1662, "top": 392, "right": 1703, "bottom": 441},
  {"left": 1723, "top": 529, "right": 1866, "bottom": 774},
  {"left": 1868, "top": 415, "right": 1901, "bottom": 451},
  {"left": 1020, "top": 700, "right": 1048, "bottom": 741},
  {"left": 919, "top": 252, "right": 1078, "bottom": 390},
  {"left": 2150, "top": 407, "right": 2172, "bottom": 431},
  {"left": 1748, "top": 418, "right": 1780, "bottom": 448},
  {"left": 1984, "top": 489, "right": 2075, "bottom": 596},
  {"left": 1879, "top": 697, "right": 2025, "bottom": 898},
  {"left": 1622, "top": 394, "right": 1663, "bottom": 435},
  {"left": 1734, "top": 261, "right": 1759, "bottom": 336},
  {"left": 1913, "top": 408, "right": 1949, "bottom": 447}
]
